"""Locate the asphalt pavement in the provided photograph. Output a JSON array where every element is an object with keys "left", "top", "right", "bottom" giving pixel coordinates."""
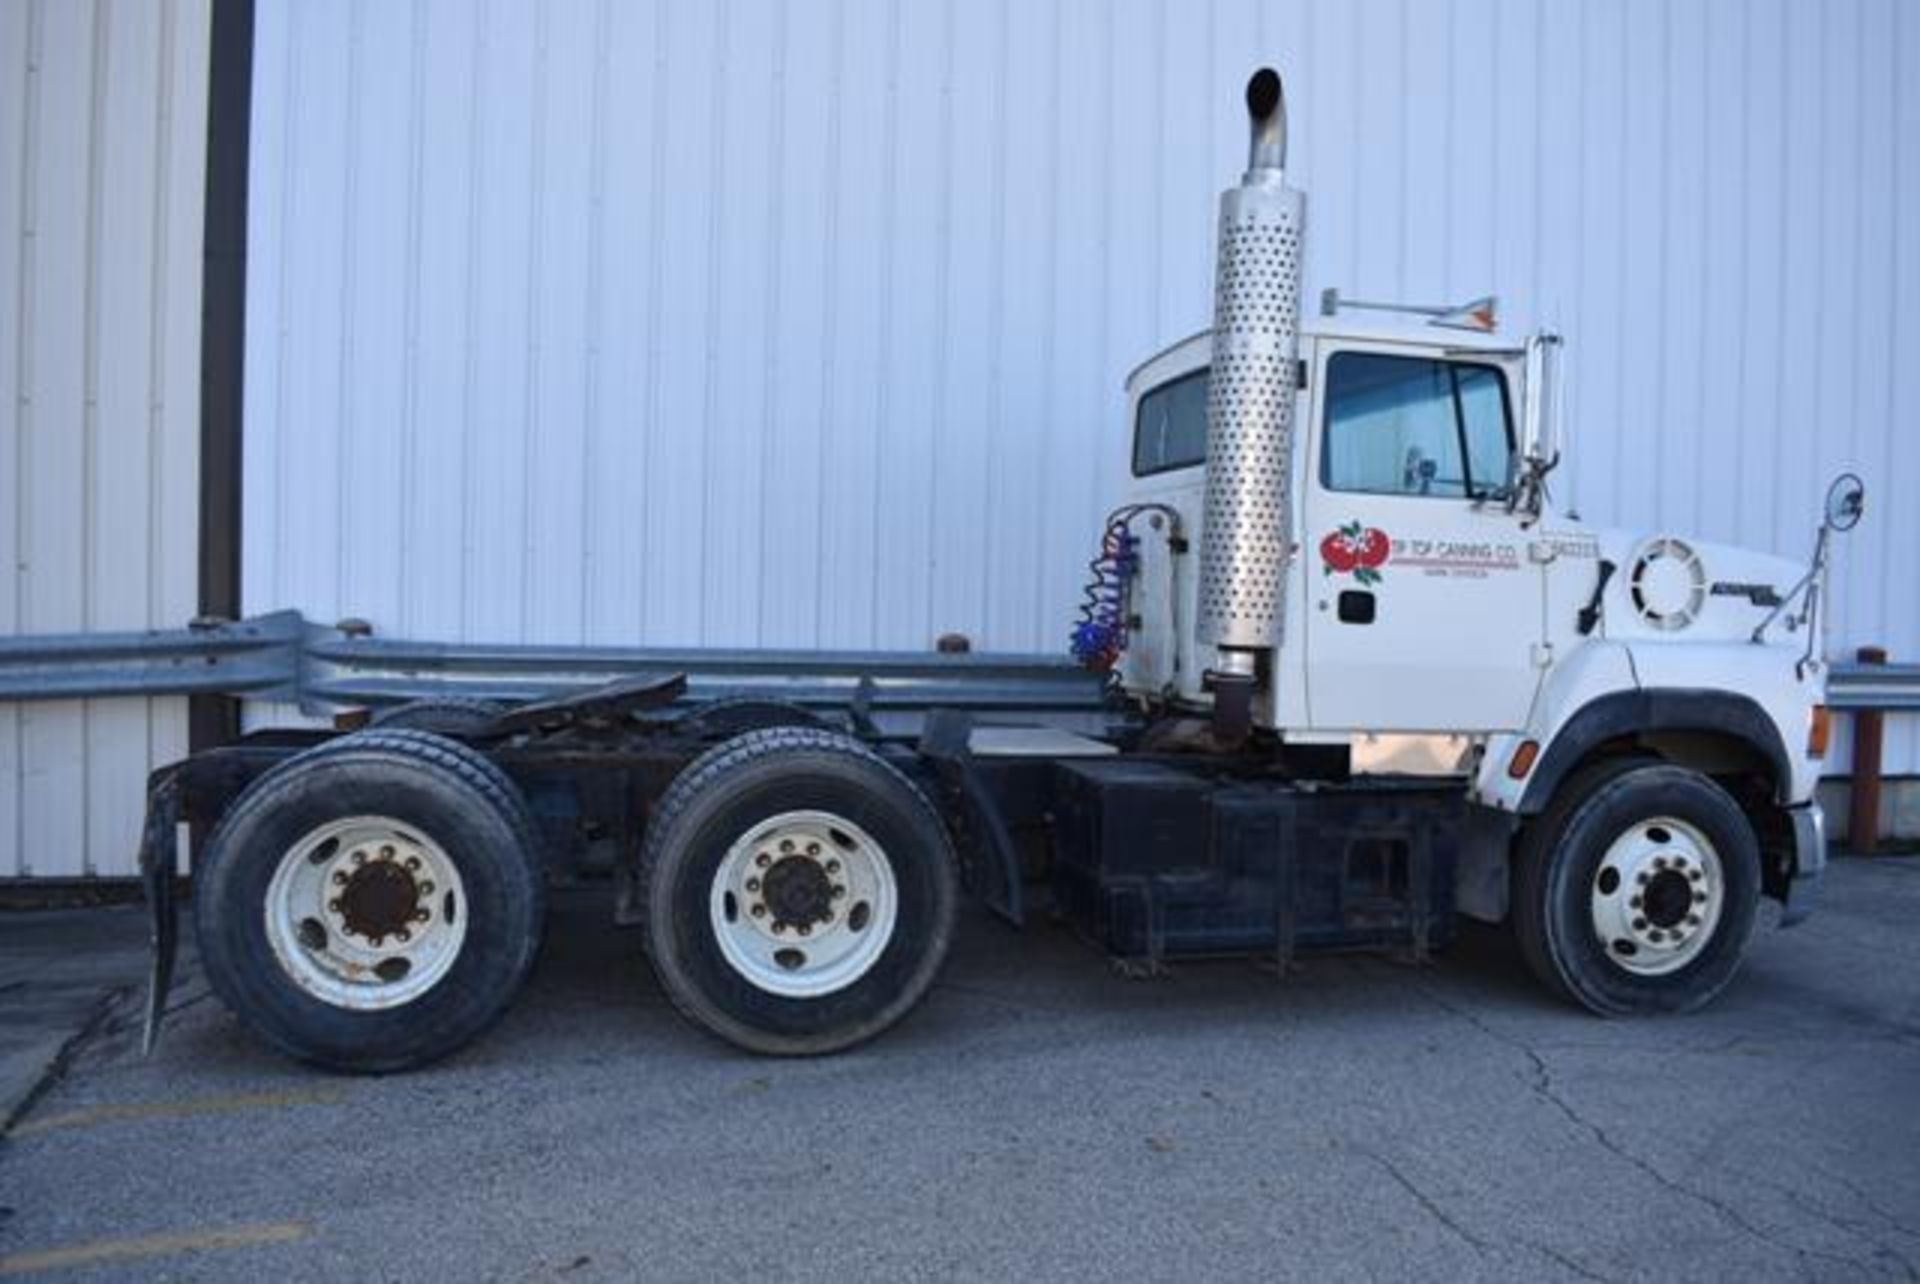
[{"left": 1, "top": 856, "right": 1917, "bottom": 1281}]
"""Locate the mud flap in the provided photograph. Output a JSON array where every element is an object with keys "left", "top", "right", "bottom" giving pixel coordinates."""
[
  {"left": 917, "top": 710, "right": 1025, "bottom": 926},
  {"left": 1779, "top": 800, "right": 1826, "bottom": 928},
  {"left": 138, "top": 772, "right": 184, "bottom": 1055}
]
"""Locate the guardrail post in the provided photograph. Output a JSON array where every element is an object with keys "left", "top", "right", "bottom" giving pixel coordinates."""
[{"left": 1850, "top": 646, "right": 1887, "bottom": 854}]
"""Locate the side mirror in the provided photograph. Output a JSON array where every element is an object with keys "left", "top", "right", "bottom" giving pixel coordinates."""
[
  {"left": 1824, "top": 472, "right": 1865, "bottom": 533},
  {"left": 1750, "top": 470, "right": 1868, "bottom": 658},
  {"left": 1514, "top": 331, "right": 1564, "bottom": 516}
]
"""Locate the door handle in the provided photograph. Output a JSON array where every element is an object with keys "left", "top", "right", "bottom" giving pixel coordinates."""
[{"left": 1336, "top": 590, "right": 1375, "bottom": 624}]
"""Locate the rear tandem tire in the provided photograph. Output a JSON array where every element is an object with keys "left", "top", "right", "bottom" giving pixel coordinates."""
[
  {"left": 1514, "top": 760, "right": 1761, "bottom": 1016},
  {"left": 194, "top": 731, "right": 544, "bottom": 1072},
  {"left": 369, "top": 696, "right": 505, "bottom": 737},
  {"left": 640, "top": 728, "right": 958, "bottom": 1055}
]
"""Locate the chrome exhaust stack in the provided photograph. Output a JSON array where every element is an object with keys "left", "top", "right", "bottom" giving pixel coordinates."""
[{"left": 1196, "top": 68, "right": 1305, "bottom": 743}]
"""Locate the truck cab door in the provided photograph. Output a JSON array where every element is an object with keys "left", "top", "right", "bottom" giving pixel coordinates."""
[{"left": 1300, "top": 340, "right": 1544, "bottom": 732}]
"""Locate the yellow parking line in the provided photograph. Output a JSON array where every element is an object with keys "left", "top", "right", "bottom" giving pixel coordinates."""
[
  {"left": 0, "top": 1221, "right": 310, "bottom": 1276},
  {"left": 7, "top": 1087, "right": 345, "bottom": 1138}
]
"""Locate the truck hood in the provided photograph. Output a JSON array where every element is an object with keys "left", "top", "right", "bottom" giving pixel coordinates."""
[{"left": 1582, "top": 525, "right": 1804, "bottom": 645}]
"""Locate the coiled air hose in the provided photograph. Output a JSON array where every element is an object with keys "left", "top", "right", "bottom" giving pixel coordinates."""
[{"left": 1070, "top": 505, "right": 1181, "bottom": 671}]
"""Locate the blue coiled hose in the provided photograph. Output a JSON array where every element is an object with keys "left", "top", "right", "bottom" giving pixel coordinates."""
[
  {"left": 1070, "top": 519, "right": 1140, "bottom": 670},
  {"left": 1071, "top": 504, "right": 1182, "bottom": 670}
]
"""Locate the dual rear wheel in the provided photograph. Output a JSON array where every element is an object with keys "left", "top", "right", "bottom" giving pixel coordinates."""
[
  {"left": 199, "top": 725, "right": 956, "bottom": 1069},
  {"left": 639, "top": 728, "right": 959, "bottom": 1055},
  {"left": 195, "top": 730, "right": 545, "bottom": 1072}
]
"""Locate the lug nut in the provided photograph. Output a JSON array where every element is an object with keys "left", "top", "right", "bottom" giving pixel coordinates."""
[
  {"left": 352, "top": 850, "right": 367, "bottom": 865},
  {"left": 798, "top": 924, "right": 812, "bottom": 937},
  {"left": 1688, "top": 869, "right": 1703, "bottom": 882},
  {"left": 328, "top": 898, "right": 342, "bottom": 912},
  {"left": 413, "top": 909, "right": 430, "bottom": 923},
  {"left": 773, "top": 922, "right": 786, "bottom": 935},
  {"left": 1652, "top": 857, "right": 1667, "bottom": 871},
  {"left": 370, "top": 935, "right": 385, "bottom": 947},
  {"left": 1647, "top": 929, "right": 1664, "bottom": 943},
  {"left": 746, "top": 878, "right": 760, "bottom": 893},
  {"left": 1637, "top": 872, "right": 1650, "bottom": 886},
  {"left": 1693, "top": 891, "right": 1707, "bottom": 904},
  {"left": 1630, "top": 896, "right": 1643, "bottom": 909},
  {"left": 826, "top": 860, "right": 841, "bottom": 875},
  {"left": 831, "top": 885, "right": 846, "bottom": 899},
  {"left": 1632, "top": 916, "right": 1648, "bottom": 931},
  {"left": 396, "top": 929, "right": 411, "bottom": 944},
  {"left": 756, "top": 852, "right": 771, "bottom": 869},
  {"left": 419, "top": 881, "right": 434, "bottom": 895},
  {"left": 332, "top": 871, "right": 348, "bottom": 886},
  {"left": 380, "top": 844, "right": 395, "bottom": 860},
  {"left": 1687, "top": 914, "right": 1701, "bottom": 926},
  {"left": 806, "top": 842, "right": 821, "bottom": 856},
  {"left": 750, "top": 904, "right": 766, "bottom": 919},
  {"left": 405, "top": 856, "right": 422, "bottom": 872},
  {"left": 780, "top": 839, "right": 794, "bottom": 854}
]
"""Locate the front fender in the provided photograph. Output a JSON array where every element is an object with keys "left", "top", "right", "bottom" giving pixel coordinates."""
[
  {"left": 1626, "top": 641, "right": 1824, "bottom": 805},
  {"left": 1511, "top": 686, "right": 1794, "bottom": 816},
  {"left": 1473, "top": 641, "right": 1636, "bottom": 812}
]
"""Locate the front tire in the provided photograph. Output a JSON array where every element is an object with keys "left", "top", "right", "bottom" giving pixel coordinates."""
[
  {"left": 1515, "top": 761, "right": 1761, "bottom": 1016},
  {"left": 641, "top": 728, "right": 957, "bottom": 1055}
]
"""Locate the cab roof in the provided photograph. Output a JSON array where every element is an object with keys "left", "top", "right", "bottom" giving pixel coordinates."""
[{"left": 1123, "top": 317, "right": 1525, "bottom": 395}]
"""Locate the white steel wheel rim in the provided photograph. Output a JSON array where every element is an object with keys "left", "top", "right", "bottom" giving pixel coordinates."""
[
  {"left": 264, "top": 815, "right": 469, "bottom": 1011},
  {"left": 708, "top": 810, "right": 899, "bottom": 999},
  {"left": 1589, "top": 815, "right": 1724, "bottom": 976}
]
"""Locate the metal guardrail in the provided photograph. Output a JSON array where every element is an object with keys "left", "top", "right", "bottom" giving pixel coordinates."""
[
  {"left": 1827, "top": 662, "right": 1920, "bottom": 711},
  {"left": 0, "top": 612, "right": 306, "bottom": 702},
  {"left": 0, "top": 611, "right": 1910, "bottom": 711},
  {"left": 0, "top": 611, "right": 1110, "bottom": 713}
]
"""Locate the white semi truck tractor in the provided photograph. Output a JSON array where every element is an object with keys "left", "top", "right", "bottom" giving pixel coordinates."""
[{"left": 142, "top": 68, "right": 1856, "bottom": 1070}]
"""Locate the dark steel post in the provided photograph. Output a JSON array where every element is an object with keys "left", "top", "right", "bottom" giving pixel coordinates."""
[
  {"left": 191, "top": 0, "right": 255, "bottom": 759},
  {"left": 1849, "top": 646, "right": 1886, "bottom": 854}
]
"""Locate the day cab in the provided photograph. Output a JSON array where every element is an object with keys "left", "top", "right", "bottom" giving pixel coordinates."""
[{"left": 1114, "top": 311, "right": 1831, "bottom": 1010}]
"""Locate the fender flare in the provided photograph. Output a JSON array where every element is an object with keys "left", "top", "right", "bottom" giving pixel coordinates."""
[{"left": 1518, "top": 688, "right": 1792, "bottom": 815}]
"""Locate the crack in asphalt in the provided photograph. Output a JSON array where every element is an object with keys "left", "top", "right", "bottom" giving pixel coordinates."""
[
  {"left": 1520, "top": 1236, "right": 1617, "bottom": 1284},
  {"left": 1354, "top": 1146, "right": 1491, "bottom": 1254},
  {"left": 1, "top": 986, "right": 130, "bottom": 1140},
  {"left": 1819, "top": 1166, "right": 1920, "bottom": 1243},
  {"left": 1743, "top": 1174, "right": 1920, "bottom": 1282},
  {"left": 1353, "top": 1145, "right": 1621, "bottom": 1282},
  {"left": 1756, "top": 1168, "right": 1920, "bottom": 1282},
  {"left": 1412, "top": 984, "right": 1892, "bottom": 1279}
]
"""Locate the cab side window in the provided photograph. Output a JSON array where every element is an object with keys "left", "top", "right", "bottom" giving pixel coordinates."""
[
  {"left": 1321, "top": 352, "right": 1512, "bottom": 499},
  {"left": 1132, "top": 368, "right": 1209, "bottom": 476}
]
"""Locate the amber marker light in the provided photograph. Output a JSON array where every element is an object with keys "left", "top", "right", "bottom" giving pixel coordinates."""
[
  {"left": 1507, "top": 739, "right": 1540, "bottom": 779},
  {"left": 1807, "top": 705, "right": 1830, "bottom": 758}
]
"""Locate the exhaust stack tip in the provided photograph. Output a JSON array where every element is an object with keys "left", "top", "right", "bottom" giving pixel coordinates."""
[
  {"left": 1246, "top": 68, "right": 1281, "bottom": 119},
  {"left": 1244, "top": 67, "right": 1287, "bottom": 174}
]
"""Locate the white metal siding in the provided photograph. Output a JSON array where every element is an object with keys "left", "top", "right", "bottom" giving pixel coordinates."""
[
  {"left": 1, "top": 0, "right": 208, "bottom": 877},
  {"left": 245, "top": 0, "right": 1918, "bottom": 768}
]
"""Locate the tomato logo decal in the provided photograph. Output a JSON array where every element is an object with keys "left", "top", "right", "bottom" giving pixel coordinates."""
[{"left": 1320, "top": 522, "right": 1389, "bottom": 585}]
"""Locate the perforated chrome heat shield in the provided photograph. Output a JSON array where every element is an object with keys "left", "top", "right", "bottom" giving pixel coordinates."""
[{"left": 1195, "top": 176, "right": 1305, "bottom": 652}]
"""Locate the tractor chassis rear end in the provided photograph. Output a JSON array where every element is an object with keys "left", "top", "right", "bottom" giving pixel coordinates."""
[{"left": 140, "top": 701, "right": 1470, "bottom": 1063}]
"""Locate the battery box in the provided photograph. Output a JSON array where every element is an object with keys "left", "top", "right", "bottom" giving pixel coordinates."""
[{"left": 1048, "top": 759, "right": 1463, "bottom": 965}]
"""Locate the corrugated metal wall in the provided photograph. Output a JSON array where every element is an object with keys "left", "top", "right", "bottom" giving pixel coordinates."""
[
  {"left": 244, "top": 0, "right": 1918, "bottom": 768},
  {"left": 0, "top": 0, "right": 209, "bottom": 878}
]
